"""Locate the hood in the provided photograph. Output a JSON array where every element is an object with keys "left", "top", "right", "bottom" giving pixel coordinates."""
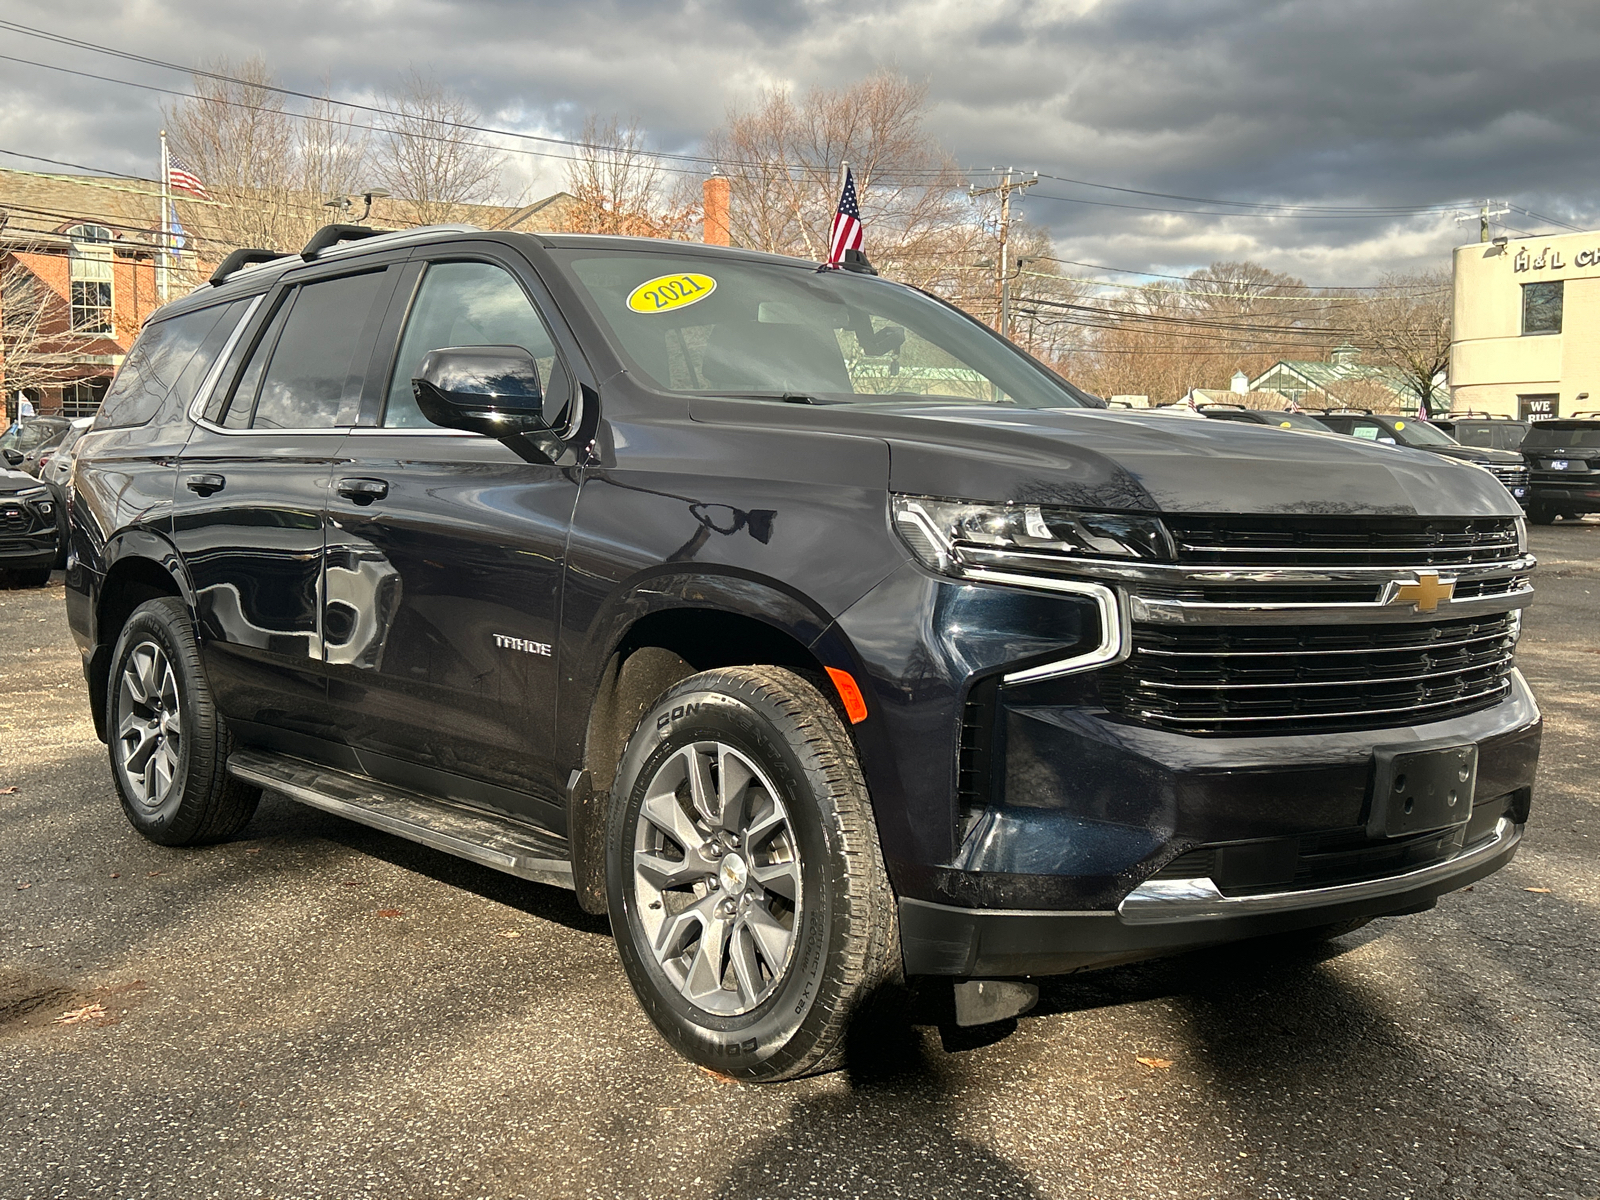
[
  {"left": 686, "top": 399, "right": 1522, "bottom": 518},
  {"left": 0, "top": 468, "right": 44, "bottom": 495},
  {"left": 1417, "top": 443, "right": 1522, "bottom": 465}
]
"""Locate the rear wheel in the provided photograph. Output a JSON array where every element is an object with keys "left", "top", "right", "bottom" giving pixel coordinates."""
[
  {"left": 108, "top": 597, "right": 260, "bottom": 845},
  {"left": 606, "top": 666, "right": 899, "bottom": 1081}
]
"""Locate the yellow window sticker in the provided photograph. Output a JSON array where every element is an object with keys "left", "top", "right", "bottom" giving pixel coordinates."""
[
  {"left": 1394, "top": 420, "right": 1405, "bottom": 429},
  {"left": 627, "top": 272, "right": 717, "bottom": 314},
  {"left": 1279, "top": 421, "right": 1293, "bottom": 427}
]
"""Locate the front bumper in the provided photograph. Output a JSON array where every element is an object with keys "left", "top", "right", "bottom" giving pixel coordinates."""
[
  {"left": 0, "top": 536, "right": 59, "bottom": 570},
  {"left": 902, "top": 817, "right": 1521, "bottom": 976}
]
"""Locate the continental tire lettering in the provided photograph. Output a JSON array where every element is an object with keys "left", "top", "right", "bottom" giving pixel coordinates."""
[{"left": 656, "top": 701, "right": 702, "bottom": 731}]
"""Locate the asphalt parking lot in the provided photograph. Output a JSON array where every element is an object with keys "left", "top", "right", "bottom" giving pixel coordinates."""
[{"left": 2, "top": 525, "right": 1597, "bottom": 1200}]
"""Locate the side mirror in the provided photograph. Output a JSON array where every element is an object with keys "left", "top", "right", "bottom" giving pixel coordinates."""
[
  {"left": 1, "top": 448, "right": 22, "bottom": 467},
  {"left": 412, "top": 345, "right": 547, "bottom": 437}
]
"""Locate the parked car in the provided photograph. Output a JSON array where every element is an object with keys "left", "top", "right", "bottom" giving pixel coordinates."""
[
  {"left": 1197, "top": 404, "right": 1333, "bottom": 432},
  {"left": 0, "top": 464, "right": 60, "bottom": 586},
  {"left": 1520, "top": 413, "right": 1600, "bottom": 523},
  {"left": 1315, "top": 409, "right": 1531, "bottom": 508},
  {"left": 67, "top": 224, "right": 1541, "bottom": 1081},
  {"left": 1432, "top": 412, "right": 1530, "bottom": 452},
  {"left": 21, "top": 415, "right": 92, "bottom": 481},
  {"left": 38, "top": 418, "right": 93, "bottom": 567},
  {"left": 0, "top": 415, "right": 73, "bottom": 475}
]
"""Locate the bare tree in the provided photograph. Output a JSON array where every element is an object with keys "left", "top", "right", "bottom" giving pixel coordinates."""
[
  {"left": 167, "top": 59, "right": 372, "bottom": 256},
  {"left": 2, "top": 255, "right": 80, "bottom": 404},
  {"left": 1353, "top": 269, "right": 1452, "bottom": 411},
  {"left": 377, "top": 70, "right": 505, "bottom": 227},
  {"left": 560, "top": 116, "right": 692, "bottom": 238},
  {"left": 706, "top": 72, "right": 976, "bottom": 287}
]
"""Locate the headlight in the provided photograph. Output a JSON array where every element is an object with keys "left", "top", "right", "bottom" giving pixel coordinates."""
[
  {"left": 1514, "top": 514, "right": 1528, "bottom": 554},
  {"left": 892, "top": 494, "right": 1172, "bottom": 577}
]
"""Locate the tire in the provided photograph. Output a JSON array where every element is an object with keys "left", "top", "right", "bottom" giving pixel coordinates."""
[
  {"left": 11, "top": 567, "right": 52, "bottom": 587},
  {"left": 107, "top": 597, "right": 260, "bottom": 845},
  {"left": 1528, "top": 502, "right": 1558, "bottom": 525},
  {"left": 605, "top": 666, "right": 899, "bottom": 1081}
]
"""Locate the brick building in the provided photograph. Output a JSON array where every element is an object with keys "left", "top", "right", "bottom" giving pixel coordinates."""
[{"left": 2, "top": 166, "right": 579, "bottom": 422}]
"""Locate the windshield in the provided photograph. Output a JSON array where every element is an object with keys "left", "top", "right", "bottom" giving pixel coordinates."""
[
  {"left": 0, "top": 421, "right": 65, "bottom": 453},
  {"left": 1391, "top": 419, "right": 1458, "bottom": 447},
  {"left": 1524, "top": 424, "right": 1600, "bottom": 449},
  {"left": 553, "top": 250, "right": 1087, "bottom": 409}
]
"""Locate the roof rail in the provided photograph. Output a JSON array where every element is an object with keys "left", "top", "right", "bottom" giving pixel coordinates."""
[
  {"left": 1437, "top": 410, "right": 1520, "bottom": 421},
  {"left": 209, "top": 248, "right": 290, "bottom": 287},
  {"left": 1197, "top": 402, "right": 1246, "bottom": 410},
  {"left": 1569, "top": 410, "right": 1600, "bottom": 419},
  {"left": 1313, "top": 407, "right": 1375, "bottom": 415},
  {"left": 300, "top": 224, "right": 391, "bottom": 261}
]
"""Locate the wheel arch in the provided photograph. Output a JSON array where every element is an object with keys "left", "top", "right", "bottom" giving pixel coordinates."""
[
  {"left": 86, "top": 532, "right": 193, "bottom": 742},
  {"left": 566, "top": 569, "right": 869, "bottom": 914}
]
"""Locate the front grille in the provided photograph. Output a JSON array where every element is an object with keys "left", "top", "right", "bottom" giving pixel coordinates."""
[
  {"left": 1, "top": 506, "right": 29, "bottom": 532},
  {"left": 1164, "top": 515, "right": 1521, "bottom": 568},
  {"left": 1100, "top": 613, "right": 1518, "bottom": 734},
  {"left": 1486, "top": 463, "right": 1529, "bottom": 488}
]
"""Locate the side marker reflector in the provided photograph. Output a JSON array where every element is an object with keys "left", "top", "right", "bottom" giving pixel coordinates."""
[{"left": 825, "top": 667, "right": 869, "bottom": 724}]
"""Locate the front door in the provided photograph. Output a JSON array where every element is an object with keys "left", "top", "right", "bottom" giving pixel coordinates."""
[
  {"left": 324, "top": 253, "right": 582, "bottom": 826},
  {"left": 173, "top": 265, "right": 398, "bottom": 754}
]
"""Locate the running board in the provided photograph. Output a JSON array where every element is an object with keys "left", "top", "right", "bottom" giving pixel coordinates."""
[{"left": 227, "top": 748, "right": 574, "bottom": 889}]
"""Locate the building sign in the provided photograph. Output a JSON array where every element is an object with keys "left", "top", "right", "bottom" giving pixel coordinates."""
[
  {"left": 1515, "top": 244, "right": 1600, "bottom": 271},
  {"left": 1518, "top": 394, "right": 1558, "bottom": 420}
]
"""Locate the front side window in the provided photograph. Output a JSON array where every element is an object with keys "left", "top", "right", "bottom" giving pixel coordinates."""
[
  {"left": 553, "top": 250, "right": 1088, "bottom": 409},
  {"left": 224, "top": 272, "right": 384, "bottom": 430},
  {"left": 384, "top": 261, "right": 567, "bottom": 428},
  {"left": 1522, "top": 281, "right": 1563, "bottom": 335},
  {"left": 68, "top": 224, "right": 115, "bottom": 335}
]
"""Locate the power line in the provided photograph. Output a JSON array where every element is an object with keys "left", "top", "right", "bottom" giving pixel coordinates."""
[{"left": 1024, "top": 255, "right": 1442, "bottom": 292}]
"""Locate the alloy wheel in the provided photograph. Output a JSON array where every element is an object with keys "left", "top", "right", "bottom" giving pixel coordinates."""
[
  {"left": 116, "top": 641, "right": 183, "bottom": 810},
  {"left": 631, "top": 740, "right": 803, "bottom": 1016}
]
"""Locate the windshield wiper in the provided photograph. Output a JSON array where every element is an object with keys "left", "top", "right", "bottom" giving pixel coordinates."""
[{"left": 698, "top": 391, "right": 823, "bottom": 405}]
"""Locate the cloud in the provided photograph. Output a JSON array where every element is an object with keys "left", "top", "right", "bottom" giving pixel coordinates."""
[{"left": 1, "top": 0, "right": 1596, "bottom": 282}]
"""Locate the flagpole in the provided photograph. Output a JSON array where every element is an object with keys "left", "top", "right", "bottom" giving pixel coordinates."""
[{"left": 158, "top": 130, "right": 170, "bottom": 302}]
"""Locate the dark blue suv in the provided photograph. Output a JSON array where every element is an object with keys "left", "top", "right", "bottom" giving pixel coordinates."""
[{"left": 66, "top": 224, "right": 1541, "bottom": 1079}]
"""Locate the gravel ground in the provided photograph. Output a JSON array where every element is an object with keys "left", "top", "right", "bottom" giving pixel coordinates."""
[{"left": 1, "top": 524, "right": 1596, "bottom": 1200}]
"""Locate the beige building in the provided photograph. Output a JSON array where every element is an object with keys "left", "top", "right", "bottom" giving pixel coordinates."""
[{"left": 1452, "top": 228, "right": 1600, "bottom": 419}]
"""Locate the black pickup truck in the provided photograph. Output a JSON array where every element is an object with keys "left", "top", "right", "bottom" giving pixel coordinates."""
[{"left": 66, "top": 225, "right": 1540, "bottom": 1080}]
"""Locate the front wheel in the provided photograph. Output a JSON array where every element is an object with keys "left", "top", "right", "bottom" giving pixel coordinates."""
[
  {"left": 1528, "top": 502, "right": 1558, "bottom": 525},
  {"left": 606, "top": 666, "right": 899, "bottom": 1081},
  {"left": 108, "top": 597, "right": 260, "bottom": 845}
]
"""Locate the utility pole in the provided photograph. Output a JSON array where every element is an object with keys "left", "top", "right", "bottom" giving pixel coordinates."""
[
  {"left": 969, "top": 168, "right": 1038, "bottom": 338},
  {"left": 1455, "top": 199, "right": 1509, "bottom": 243}
]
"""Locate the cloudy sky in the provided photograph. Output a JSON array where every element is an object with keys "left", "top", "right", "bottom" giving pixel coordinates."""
[{"left": 2, "top": 0, "right": 1598, "bottom": 284}]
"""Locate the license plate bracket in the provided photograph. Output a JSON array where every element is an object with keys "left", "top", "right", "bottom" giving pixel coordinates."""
[{"left": 1367, "top": 741, "right": 1478, "bottom": 839}]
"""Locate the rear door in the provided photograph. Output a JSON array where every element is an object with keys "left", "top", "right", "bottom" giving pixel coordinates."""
[
  {"left": 324, "top": 245, "right": 584, "bottom": 824},
  {"left": 172, "top": 262, "right": 402, "bottom": 756}
]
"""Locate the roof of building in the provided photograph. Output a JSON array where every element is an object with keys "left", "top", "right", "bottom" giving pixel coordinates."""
[{"left": 1248, "top": 345, "right": 1423, "bottom": 404}]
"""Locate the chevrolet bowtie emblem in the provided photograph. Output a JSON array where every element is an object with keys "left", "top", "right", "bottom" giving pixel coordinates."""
[{"left": 1389, "top": 572, "right": 1456, "bottom": 613}]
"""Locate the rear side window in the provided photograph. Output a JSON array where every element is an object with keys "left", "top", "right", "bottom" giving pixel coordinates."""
[
  {"left": 95, "top": 303, "right": 235, "bottom": 429},
  {"left": 382, "top": 261, "right": 568, "bottom": 428},
  {"left": 223, "top": 272, "right": 386, "bottom": 430}
]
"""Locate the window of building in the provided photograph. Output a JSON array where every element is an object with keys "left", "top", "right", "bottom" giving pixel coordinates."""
[
  {"left": 1522, "top": 281, "right": 1563, "bottom": 336},
  {"left": 62, "top": 379, "right": 109, "bottom": 418},
  {"left": 67, "top": 223, "right": 115, "bottom": 335}
]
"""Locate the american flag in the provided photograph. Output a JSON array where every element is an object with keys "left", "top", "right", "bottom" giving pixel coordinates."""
[
  {"left": 826, "top": 167, "right": 863, "bottom": 267},
  {"left": 168, "top": 155, "right": 208, "bottom": 200}
]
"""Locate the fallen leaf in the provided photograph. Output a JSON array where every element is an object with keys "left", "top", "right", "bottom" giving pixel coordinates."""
[
  {"left": 375, "top": 908, "right": 404, "bottom": 918},
  {"left": 109, "top": 873, "right": 120, "bottom": 879},
  {"left": 341, "top": 880, "right": 363, "bottom": 888},
  {"left": 1525, "top": 887, "right": 1552, "bottom": 894},
  {"left": 146, "top": 871, "right": 163, "bottom": 877},
  {"left": 698, "top": 1065, "right": 738, "bottom": 1085},
  {"left": 245, "top": 848, "right": 261, "bottom": 855},
  {"left": 15, "top": 883, "right": 31, "bottom": 891},
  {"left": 498, "top": 930, "right": 524, "bottom": 939},
  {"left": 55, "top": 1004, "right": 107, "bottom": 1025},
  {"left": 0, "top": 786, "right": 17, "bottom": 794},
  {"left": 1136, "top": 1055, "right": 1174, "bottom": 1070}
]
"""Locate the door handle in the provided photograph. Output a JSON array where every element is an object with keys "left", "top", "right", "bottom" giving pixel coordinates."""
[
  {"left": 184, "top": 473, "right": 226, "bottom": 496},
  {"left": 337, "top": 477, "right": 389, "bottom": 504}
]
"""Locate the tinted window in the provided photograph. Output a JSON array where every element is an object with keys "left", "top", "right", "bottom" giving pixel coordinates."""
[
  {"left": 161, "top": 299, "right": 251, "bottom": 426},
  {"left": 95, "top": 304, "right": 232, "bottom": 429},
  {"left": 222, "top": 297, "right": 292, "bottom": 428},
  {"left": 1524, "top": 423, "right": 1600, "bottom": 449},
  {"left": 384, "top": 262, "right": 567, "bottom": 428},
  {"left": 229, "top": 273, "right": 384, "bottom": 430},
  {"left": 1523, "top": 281, "right": 1563, "bottom": 335}
]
